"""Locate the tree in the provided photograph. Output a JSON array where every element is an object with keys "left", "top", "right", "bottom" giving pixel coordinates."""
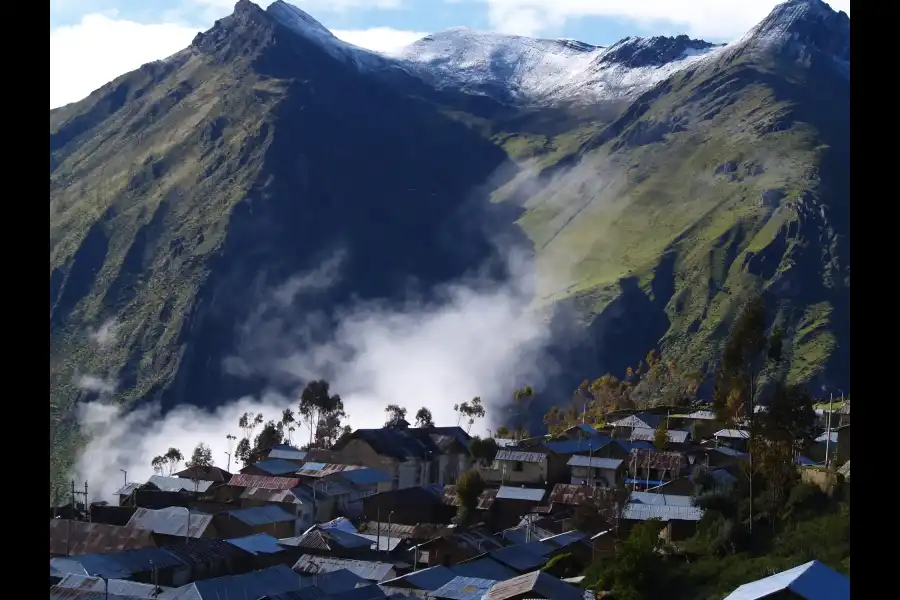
[
  {"left": 455, "top": 469, "right": 486, "bottom": 525},
  {"left": 254, "top": 420, "right": 284, "bottom": 453},
  {"left": 589, "top": 519, "right": 667, "bottom": 600},
  {"left": 151, "top": 447, "right": 184, "bottom": 476},
  {"left": 151, "top": 455, "right": 166, "bottom": 475},
  {"left": 236, "top": 412, "right": 264, "bottom": 467},
  {"left": 384, "top": 404, "right": 408, "bottom": 428},
  {"left": 454, "top": 397, "right": 485, "bottom": 433},
  {"left": 315, "top": 403, "right": 349, "bottom": 448},
  {"left": 280, "top": 408, "right": 296, "bottom": 444},
  {"left": 299, "top": 380, "right": 343, "bottom": 446},
  {"left": 653, "top": 420, "right": 669, "bottom": 451},
  {"left": 235, "top": 438, "right": 251, "bottom": 467},
  {"left": 468, "top": 436, "right": 499, "bottom": 467},
  {"left": 759, "top": 383, "right": 816, "bottom": 449},
  {"left": 186, "top": 443, "right": 213, "bottom": 491},
  {"left": 713, "top": 295, "right": 769, "bottom": 424},
  {"left": 496, "top": 426, "right": 511, "bottom": 438},
  {"left": 414, "top": 407, "right": 435, "bottom": 428}
]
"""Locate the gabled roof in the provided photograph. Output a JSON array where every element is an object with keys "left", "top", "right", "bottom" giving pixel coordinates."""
[
  {"left": 52, "top": 546, "right": 187, "bottom": 580},
  {"left": 267, "top": 447, "right": 309, "bottom": 461},
  {"left": 714, "top": 429, "right": 750, "bottom": 439},
  {"left": 629, "top": 491, "right": 693, "bottom": 506},
  {"left": 430, "top": 576, "right": 497, "bottom": 600},
  {"left": 630, "top": 427, "right": 690, "bottom": 444},
  {"left": 723, "top": 560, "right": 850, "bottom": 600},
  {"left": 225, "top": 505, "right": 297, "bottom": 526},
  {"left": 450, "top": 557, "right": 518, "bottom": 582},
  {"left": 227, "top": 474, "right": 302, "bottom": 490},
  {"left": 338, "top": 467, "right": 392, "bottom": 486},
  {"left": 494, "top": 449, "right": 546, "bottom": 463},
  {"left": 488, "top": 543, "right": 551, "bottom": 572},
  {"left": 609, "top": 413, "right": 663, "bottom": 430},
  {"left": 567, "top": 455, "right": 623, "bottom": 470},
  {"left": 147, "top": 475, "right": 214, "bottom": 493},
  {"left": 542, "top": 437, "right": 611, "bottom": 455},
  {"left": 157, "top": 565, "right": 299, "bottom": 600},
  {"left": 442, "top": 486, "right": 497, "bottom": 510},
  {"left": 485, "top": 570, "right": 583, "bottom": 600},
  {"left": 50, "top": 520, "right": 157, "bottom": 556},
  {"left": 622, "top": 503, "right": 703, "bottom": 522},
  {"left": 173, "top": 465, "right": 232, "bottom": 482},
  {"left": 240, "top": 486, "right": 307, "bottom": 505},
  {"left": 243, "top": 458, "right": 303, "bottom": 476},
  {"left": 127, "top": 507, "right": 214, "bottom": 538},
  {"left": 380, "top": 565, "right": 457, "bottom": 591},
  {"left": 281, "top": 525, "right": 372, "bottom": 552},
  {"left": 294, "top": 555, "right": 395, "bottom": 582},
  {"left": 334, "top": 426, "right": 472, "bottom": 460},
  {"left": 225, "top": 534, "right": 288, "bottom": 556},
  {"left": 54, "top": 574, "right": 164, "bottom": 599},
  {"left": 496, "top": 486, "right": 545, "bottom": 502}
]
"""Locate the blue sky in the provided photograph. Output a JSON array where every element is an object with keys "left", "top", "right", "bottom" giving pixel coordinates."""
[{"left": 50, "top": 0, "right": 849, "bottom": 109}]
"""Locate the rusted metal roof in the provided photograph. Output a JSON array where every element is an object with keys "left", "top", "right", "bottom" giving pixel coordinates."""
[
  {"left": 162, "top": 537, "right": 251, "bottom": 567},
  {"left": 629, "top": 428, "right": 690, "bottom": 444},
  {"left": 494, "top": 450, "right": 547, "bottom": 463},
  {"left": 54, "top": 574, "right": 163, "bottom": 599},
  {"left": 227, "top": 474, "right": 301, "bottom": 490},
  {"left": 49, "top": 585, "right": 152, "bottom": 600},
  {"left": 628, "top": 449, "right": 685, "bottom": 475},
  {"left": 485, "top": 570, "right": 582, "bottom": 600},
  {"left": 294, "top": 555, "right": 395, "bottom": 582},
  {"left": 126, "top": 507, "right": 214, "bottom": 538},
  {"left": 295, "top": 463, "right": 365, "bottom": 478},
  {"left": 50, "top": 520, "right": 156, "bottom": 556},
  {"left": 548, "top": 484, "right": 595, "bottom": 506},
  {"left": 441, "top": 486, "right": 497, "bottom": 510},
  {"left": 358, "top": 521, "right": 450, "bottom": 540}
]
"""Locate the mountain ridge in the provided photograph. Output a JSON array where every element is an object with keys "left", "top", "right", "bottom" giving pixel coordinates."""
[{"left": 50, "top": 0, "right": 849, "bottom": 490}]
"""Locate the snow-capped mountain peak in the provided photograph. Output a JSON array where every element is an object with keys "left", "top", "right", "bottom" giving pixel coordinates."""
[
  {"left": 267, "top": 0, "right": 333, "bottom": 38},
  {"left": 738, "top": 0, "right": 849, "bottom": 63}
]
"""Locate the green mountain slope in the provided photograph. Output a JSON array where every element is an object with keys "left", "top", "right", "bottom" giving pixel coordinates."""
[
  {"left": 487, "top": 1, "right": 849, "bottom": 393},
  {"left": 49, "top": 1, "right": 516, "bottom": 490}
]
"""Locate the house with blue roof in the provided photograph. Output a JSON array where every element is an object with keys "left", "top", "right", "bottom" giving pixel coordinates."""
[
  {"left": 157, "top": 564, "right": 301, "bottom": 600},
  {"left": 217, "top": 505, "right": 300, "bottom": 539},
  {"left": 50, "top": 545, "right": 192, "bottom": 587},
  {"left": 241, "top": 458, "right": 304, "bottom": 478},
  {"left": 723, "top": 560, "right": 849, "bottom": 600}
]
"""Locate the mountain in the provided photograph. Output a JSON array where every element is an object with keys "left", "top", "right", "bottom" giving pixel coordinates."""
[{"left": 50, "top": 0, "right": 849, "bottom": 482}]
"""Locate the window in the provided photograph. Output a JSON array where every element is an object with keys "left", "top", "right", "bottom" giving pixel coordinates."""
[{"left": 513, "top": 461, "right": 524, "bottom": 472}]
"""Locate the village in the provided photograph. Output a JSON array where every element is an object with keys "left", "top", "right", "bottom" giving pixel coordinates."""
[{"left": 48, "top": 397, "right": 850, "bottom": 600}]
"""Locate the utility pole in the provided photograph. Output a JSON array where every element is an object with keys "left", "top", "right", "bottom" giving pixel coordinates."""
[
  {"left": 225, "top": 451, "right": 232, "bottom": 474},
  {"left": 120, "top": 469, "right": 127, "bottom": 487},
  {"left": 825, "top": 392, "right": 833, "bottom": 468}
]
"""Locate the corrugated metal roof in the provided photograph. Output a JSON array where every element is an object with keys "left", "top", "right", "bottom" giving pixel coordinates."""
[
  {"left": 713, "top": 447, "right": 750, "bottom": 459},
  {"left": 161, "top": 538, "right": 250, "bottom": 568},
  {"left": 502, "top": 526, "right": 554, "bottom": 546},
  {"left": 723, "top": 560, "right": 850, "bottom": 600},
  {"left": 441, "top": 486, "right": 497, "bottom": 510},
  {"left": 50, "top": 520, "right": 157, "bottom": 556},
  {"left": 714, "top": 429, "right": 750, "bottom": 439},
  {"left": 675, "top": 410, "right": 717, "bottom": 420},
  {"left": 228, "top": 474, "right": 302, "bottom": 490},
  {"left": 114, "top": 482, "right": 142, "bottom": 496},
  {"left": 247, "top": 458, "right": 304, "bottom": 476},
  {"left": 49, "top": 586, "right": 154, "bottom": 600},
  {"left": 55, "top": 574, "right": 163, "bottom": 598},
  {"left": 494, "top": 450, "right": 547, "bottom": 463},
  {"left": 320, "top": 517, "right": 359, "bottom": 533},
  {"left": 267, "top": 448, "right": 309, "bottom": 461},
  {"left": 540, "top": 530, "right": 587, "bottom": 548},
  {"left": 381, "top": 565, "right": 457, "bottom": 591},
  {"left": 430, "top": 576, "right": 497, "bottom": 600},
  {"left": 609, "top": 413, "right": 663, "bottom": 430},
  {"left": 628, "top": 449, "right": 685, "bottom": 475},
  {"left": 240, "top": 486, "right": 306, "bottom": 505},
  {"left": 225, "top": 533, "right": 287, "bottom": 555},
  {"left": 629, "top": 492, "right": 694, "bottom": 506},
  {"left": 450, "top": 558, "right": 518, "bottom": 582},
  {"left": 147, "top": 475, "right": 213, "bottom": 493},
  {"left": 621, "top": 503, "right": 703, "bottom": 522},
  {"left": 294, "top": 555, "right": 394, "bottom": 582},
  {"left": 51, "top": 546, "right": 187, "bottom": 580},
  {"left": 157, "top": 564, "right": 299, "bottom": 600},
  {"left": 339, "top": 467, "right": 392, "bottom": 486},
  {"left": 357, "top": 533, "right": 403, "bottom": 552},
  {"left": 816, "top": 431, "right": 839, "bottom": 443},
  {"left": 542, "top": 437, "right": 611, "bottom": 455},
  {"left": 226, "top": 505, "right": 298, "bottom": 526},
  {"left": 567, "top": 455, "right": 623, "bottom": 469},
  {"left": 303, "top": 480, "right": 355, "bottom": 497},
  {"left": 485, "top": 570, "right": 582, "bottom": 600},
  {"left": 127, "top": 507, "right": 213, "bottom": 538},
  {"left": 496, "top": 487, "right": 545, "bottom": 502},
  {"left": 488, "top": 544, "right": 549, "bottom": 572},
  {"left": 629, "top": 428, "right": 689, "bottom": 444},
  {"left": 299, "top": 569, "right": 370, "bottom": 596},
  {"left": 548, "top": 484, "right": 595, "bottom": 506}
]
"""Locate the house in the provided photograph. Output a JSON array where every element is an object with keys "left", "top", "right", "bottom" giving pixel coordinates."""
[
  {"left": 248, "top": 443, "right": 307, "bottom": 465},
  {"left": 300, "top": 479, "right": 359, "bottom": 522},
  {"left": 629, "top": 427, "right": 691, "bottom": 448},
  {"left": 622, "top": 492, "right": 703, "bottom": 541},
  {"left": 625, "top": 449, "right": 687, "bottom": 491},
  {"left": 224, "top": 534, "right": 297, "bottom": 569},
  {"left": 380, "top": 565, "right": 460, "bottom": 592},
  {"left": 88, "top": 503, "right": 137, "bottom": 526},
  {"left": 241, "top": 458, "right": 304, "bottom": 478},
  {"left": 330, "top": 424, "right": 472, "bottom": 489},
  {"left": 50, "top": 545, "right": 192, "bottom": 587},
  {"left": 410, "top": 526, "right": 505, "bottom": 568},
  {"left": 161, "top": 538, "right": 256, "bottom": 582},
  {"left": 431, "top": 576, "right": 498, "bottom": 600},
  {"left": 239, "top": 486, "right": 314, "bottom": 530},
  {"left": 114, "top": 482, "right": 143, "bottom": 506},
  {"left": 723, "top": 559, "right": 849, "bottom": 600},
  {"left": 492, "top": 487, "right": 547, "bottom": 530},
  {"left": 835, "top": 424, "right": 850, "bottom": 465},
  {"left": 482, "top": 449, "right": 550, "bottom": 486},
  {"left": 158, "top": 564, "right": 301, "bottom": 600},
  {"left": 126, "top": 507, "right": 217, "bottom": 545},
  {"left": 221, "top": 474, "right": 303, "bottom": 505},
  {"left": 293, "top": 555, "right": 397, "bottom": 583},
  {"left": 609, "top": 412, "right": 664, "bottom": 438},
  {"left": 49, "top": 520, "right": 157, "bottom": 557},
  {"left": 295, "top": 464, "right": 393, "bottom": 517},
  {"left": 561, "top": 424, "right": 603, "bottom": 439},
  {"left": 485, "top": 570, "right": 583, "bottom": 600},
  {"left": 52, "top": 574, "right": 166, "bottom": 599},
  {"left": 714, "top": 429, "right": 751, "bottom": 452},
  {"left": 547, "top": 484, "right": 596, "bottom": 511},
  {"left": 173, "top": 465, "right": 233, "bottom": 483},
  {"left": 361, "top": 485, "right": 452, "bottom": 525},
  {"left": 146, "top": 475, "right": 216, "bottom": 495},
  {"left": 279, "top": 524, "right": 374, "bottom": 558},
  {"left": 441, "top": 485, "right": 497, "bottom": 519},
  {"left": 839, "top": 403, "right": 850, "bottom": 426},
  {"left": 216, "top": 505, "right": 299, "bottom": 539},
  {"left": 567, "top": 455, "right": 624, "bottom": 487}
]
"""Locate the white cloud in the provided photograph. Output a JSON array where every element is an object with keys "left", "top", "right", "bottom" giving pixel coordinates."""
[
  {"left": 475, "top": 0, "right": 850, "bottom": 39},
  {"left": 333, "top": 27, "right": 428, "bottom": 54},
  {"left": 50, "top": 14, "right": 199, "bottom": 108},
  {"left": 88, "top": 318, "right": 120, "bottom": 347},
  {"left": 76, "top": 374, "right": 118, "bottom": 395},
  {"left": 75, "top": 247, "right": 554, "bottom": 502}
]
